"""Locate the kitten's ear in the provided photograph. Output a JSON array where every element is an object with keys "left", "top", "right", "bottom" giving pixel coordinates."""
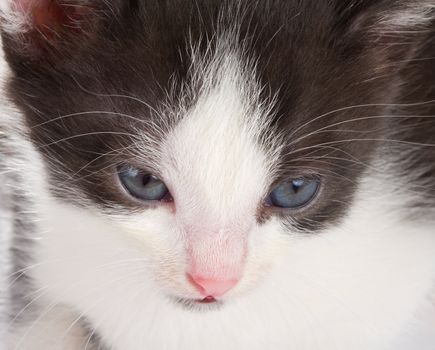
[
  {"left": 342, "top": 1, "right": 435, "bottom": 40},
  {"left": 0, "top": 0, "right": 122, "bottom": 63},
  {"left": 350, "top": 1, "right": 434, "bottom": 32},
  {"left": 335, "top": 0, "right": 435, "bottom": 73}
]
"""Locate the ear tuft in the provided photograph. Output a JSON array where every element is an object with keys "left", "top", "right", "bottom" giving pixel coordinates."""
[
  {"left": 0, "top": 0, "right": 119, "bottom": 63},
  {"left": 341, "top": 0, "right": 435, "bottom": 36},
  {"left": 375, "top": 1, "right": 435, "bottom": 31},
  {"left": 1, "top": 0, "right": 93, "bottom": 36},
  {"left": 0, "top": 0, "right": 31, "bottom": 35},
  {"left": 341, "top": 0, "right": 435, "bottom": 64}
]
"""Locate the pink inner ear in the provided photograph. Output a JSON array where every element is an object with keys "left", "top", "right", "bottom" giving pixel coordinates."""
[{"left": 15, "top": 0, "right": 89, "bottom": 34}]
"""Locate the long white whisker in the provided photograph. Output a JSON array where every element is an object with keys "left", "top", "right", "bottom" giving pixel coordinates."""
[
  {"left": 288, "top": 100, "right": 435, "bottom": 140},
  {"left": 287, "top": 114, "right": 435, "bottom": 148},
  {"left": 38, "top": 132, "right": 139, "bottom": 149}
]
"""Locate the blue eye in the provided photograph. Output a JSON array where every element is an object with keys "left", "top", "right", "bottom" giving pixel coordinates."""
[
  {"left": 118, "top": 166, "right": 171, "bottom": 202},
  {"left": 266, "top": 178, "right": 320, "bottom": 209}
]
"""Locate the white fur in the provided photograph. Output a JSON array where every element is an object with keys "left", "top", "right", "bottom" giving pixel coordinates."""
[
  {"left": 2, "top": 13, "right": 435, "bottom": 350},
  {"left": 7, "top": 147, "right": 435, "bottom": 350},
  {"left": 0, "top": 0, "right": 96, "bottom": 35},
  {"left": 377, "top": 2, "right": 435, "bottom": 30},
  {"left": 0, "top": 145, "right": 13, "bottom": 349},
  {"left": 0, "top": 0, "right": 31, "bottom": 35},
  {"left": 0, "top": 36, "right": 10, "bottom": 346}
]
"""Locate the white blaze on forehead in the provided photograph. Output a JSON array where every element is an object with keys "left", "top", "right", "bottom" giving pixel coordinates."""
[
  {"left": 163, "top": 39, "right": 278, "bottom": 225},
  {"left": 159, "top": 37, "right": 280, "bottom": 281}
]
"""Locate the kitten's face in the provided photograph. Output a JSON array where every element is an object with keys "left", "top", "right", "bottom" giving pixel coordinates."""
[{"left": 2, "top": 0, "right": 433, "bottom": 308}]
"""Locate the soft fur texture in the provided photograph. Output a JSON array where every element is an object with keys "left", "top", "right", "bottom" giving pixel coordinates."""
[{"left": 1, "top": 1, "right": 435, "bottom": 349}]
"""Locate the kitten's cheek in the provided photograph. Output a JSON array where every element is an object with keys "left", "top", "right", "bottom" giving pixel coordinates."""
[{"left": 184, "top": 236, "right": 247, "bottom": 297}]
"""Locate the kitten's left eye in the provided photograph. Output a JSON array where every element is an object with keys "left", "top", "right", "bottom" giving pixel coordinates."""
[
  {"left": 266, "top": 178, "right": 320, "bottom": 209},
  {"left": 118, "top": 166, "right": 171, "bottom": 202}
]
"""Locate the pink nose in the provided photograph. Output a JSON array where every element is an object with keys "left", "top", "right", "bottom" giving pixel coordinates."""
[{"left": 187, "top": 274, "right": 239, "bottom": 297}]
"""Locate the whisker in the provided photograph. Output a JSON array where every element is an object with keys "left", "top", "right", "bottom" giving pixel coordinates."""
[
  {"left": 58, "top": 270, "right": 149, "bottom": 345},
  {"left": 72, "top": 78, "right": 162, "bottom": 116},
  {"left": 31, "top": 111, "right": 154, "bottom": 130},
  {"left": 64, "top": 144, "right": 137, "bottom": 183},
  {"left": 12, "top": 268, "right": 149, "bottom": 350},
  {"left": 287, "top": 114, "right": 435, "bottom": 148},
  {"left": 283, "top": 137, "right": 435, "bottom": 160},
  {"left": 5, "top": 256, "right": 150, "bottom": 291},
  {"left": 288, "top": 100, "right": 435, "bottom": 140},
  {"left": 277, "top": 165, "right": 358, "bottom": 184},
  {"left": 38, "top": 132, "right": 139, "bottom": 149}
]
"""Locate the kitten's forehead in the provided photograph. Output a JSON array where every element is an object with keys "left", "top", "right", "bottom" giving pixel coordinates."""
[
  {"left": 4, "top": 0, "right": 432, "bottom": 229},
  {"left": 161, "top": 37, "right": 279, "bottom": 220}
]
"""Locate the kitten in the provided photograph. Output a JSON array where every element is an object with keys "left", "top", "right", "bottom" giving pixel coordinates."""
[{"left": 1, "top": 0, "right": 435, "bottom": 349}]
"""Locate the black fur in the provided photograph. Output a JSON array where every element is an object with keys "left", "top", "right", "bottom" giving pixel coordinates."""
[
  {"left": 4, "top": 0, "right": 434, "bottom": 232},
  {"left": 2, "top": 1, "right": 435, "bottom": 348}
]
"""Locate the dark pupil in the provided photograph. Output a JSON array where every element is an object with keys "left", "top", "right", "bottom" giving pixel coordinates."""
[
  {"left": 142, "top": 175, "right": 152, "bottom": 186},
  {"left": 292, "top": 179, "right": 305, "bottom": 192}
]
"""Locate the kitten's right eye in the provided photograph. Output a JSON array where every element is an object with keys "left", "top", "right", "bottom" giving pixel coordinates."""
[{"left": 118, "top": 166, "right": 172, "bottom": 202}]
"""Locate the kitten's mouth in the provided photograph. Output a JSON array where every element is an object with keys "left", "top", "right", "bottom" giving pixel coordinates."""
[
  {"left": 197, "top": 296, "right": 217, "bottom": 304},
  {"left": 172, "top": 296, "right": 223, "bottom": 311}
]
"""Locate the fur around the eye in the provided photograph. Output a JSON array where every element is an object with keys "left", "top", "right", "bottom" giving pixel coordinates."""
[
  {"left": 118, "top": 166, "right": 171, "bottom": 202},
  {"left": 266, "top": 178, "right": 320, "bottom": 209}
]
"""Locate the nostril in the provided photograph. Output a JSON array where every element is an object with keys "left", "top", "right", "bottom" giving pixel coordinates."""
[
  {"left": 187, "top": 273, "right": 239, "bottom": 297},
  {"left": 187, "top": 273, "right": 207, "bottom": 295}
]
